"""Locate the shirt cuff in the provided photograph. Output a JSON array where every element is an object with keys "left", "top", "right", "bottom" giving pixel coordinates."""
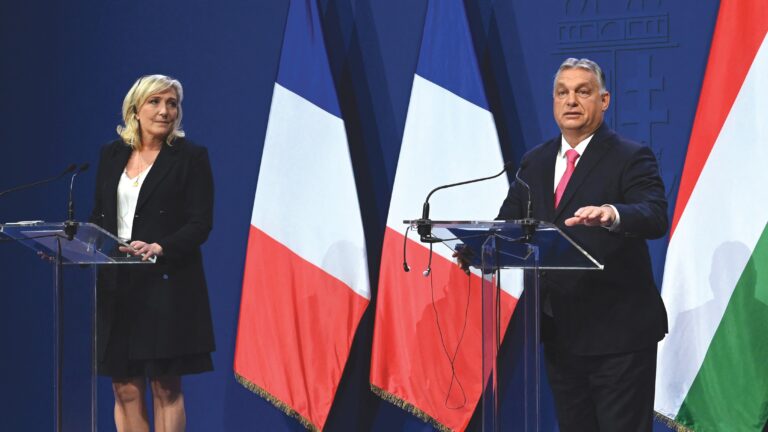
[{"left": 602, "top": 204, "right": 621, "bottom": 231}]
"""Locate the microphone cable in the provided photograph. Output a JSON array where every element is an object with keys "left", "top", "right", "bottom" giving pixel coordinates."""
[
  {"left": 427, "top": 248, "right": 472, "bottom": 410},
  {"left": 405, "top": 226, "right": 473, "bottom": 409}
]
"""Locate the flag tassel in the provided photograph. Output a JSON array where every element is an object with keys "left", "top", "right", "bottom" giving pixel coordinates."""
[
  {"left": 653, "top": 411, "right": 694, "bottom": 432},
  {"left": 235, "top": 372, "right": 319, "bottom": 431},
  {"left": 370, "top": 383, "right": 454, "bottom": 432}
]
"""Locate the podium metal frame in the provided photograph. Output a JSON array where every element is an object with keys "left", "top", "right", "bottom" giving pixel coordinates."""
[
  {"left": 0, "top": 221, "right": 153, "bottom": 432},
  {"left": 408, "top": 219, "right": 602, "bottom": 432}
]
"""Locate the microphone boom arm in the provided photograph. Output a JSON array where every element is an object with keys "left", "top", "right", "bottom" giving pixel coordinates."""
[
  {"left": 418, "top": 163, "right": 513, "bottom": 242},
  {"left": 0, "top": 164, "right": 76, "bottom": 198}
]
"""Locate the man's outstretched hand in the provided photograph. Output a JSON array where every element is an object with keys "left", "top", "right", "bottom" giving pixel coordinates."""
[{"left": 564, "top": 205, "right": 616, "bottom": 227}]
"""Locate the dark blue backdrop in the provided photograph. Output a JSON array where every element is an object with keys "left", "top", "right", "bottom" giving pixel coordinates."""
[{"left": 0, "top": 0, "right": 718, "bottom": 430}]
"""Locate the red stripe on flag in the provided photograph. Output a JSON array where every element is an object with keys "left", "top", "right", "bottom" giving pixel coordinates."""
[
  {"left": 671, "top": 0, "right": 768, "bottom": 235},
  {"left": 371, "top": 227, "right": 517, "bottom": 431},
  {"left": 234, "top": 225, "right": 369, "bottom": 430}
]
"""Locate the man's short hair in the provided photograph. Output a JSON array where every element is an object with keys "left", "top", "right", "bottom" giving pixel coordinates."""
[{"left": 553, "top": 58, "right": 608, "bottom": 95}]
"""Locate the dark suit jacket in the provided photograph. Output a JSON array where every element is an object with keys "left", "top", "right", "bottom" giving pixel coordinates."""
[
  {"left": 90, "top": 137, "right": 215, "bottom": 360},
  {"left": 498, "top": 123, "right": 668, "bottom": 355}
]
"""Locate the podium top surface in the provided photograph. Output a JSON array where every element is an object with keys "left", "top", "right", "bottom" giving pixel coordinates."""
[
  {"left": 0, "top": 221, "right": 155, "bottom": 265},
  {"left": 404, "top": 219, "right": 603, "bottom": 270}
]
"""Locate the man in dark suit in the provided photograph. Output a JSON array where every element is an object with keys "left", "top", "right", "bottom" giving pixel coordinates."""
[{"left": 497, "top": 58, "right": 668, "bottom": 431}]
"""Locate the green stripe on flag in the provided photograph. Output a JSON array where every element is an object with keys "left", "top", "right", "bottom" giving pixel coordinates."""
[{"left": 676, "top": 224, "right": 768, "bottom": 431}]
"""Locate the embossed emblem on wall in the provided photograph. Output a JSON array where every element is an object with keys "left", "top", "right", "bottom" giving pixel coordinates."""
[{"left": 555, "top": 0, "right": 674, "bottom": 149}]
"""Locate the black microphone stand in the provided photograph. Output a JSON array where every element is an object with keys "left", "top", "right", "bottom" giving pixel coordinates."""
[
  {"left": 513, "top": 162, "right": 538, "bottom": 242},
  {"left": 417, "top": 163, "right": 513, "bottom": 243},
  {"left": 63, "top": 164, "right": 89, "bottom": 241}
]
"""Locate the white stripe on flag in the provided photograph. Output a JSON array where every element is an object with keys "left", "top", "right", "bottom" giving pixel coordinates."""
[
  {"left": 252, "top": 83, "right": 370, "bottom": 299},
  {"left": 388, "top": 74, "right": 521, "bottom": 296},
  {"left": 655, "top": 33, "right": 768, "bottom": 417}
]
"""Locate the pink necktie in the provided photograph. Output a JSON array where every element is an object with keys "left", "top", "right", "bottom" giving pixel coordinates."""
[{"left": 554, "top": 149, "right": 580, "bottom": 208}]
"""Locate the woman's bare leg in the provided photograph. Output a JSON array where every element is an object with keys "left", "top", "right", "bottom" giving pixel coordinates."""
[
  {"left": 150, "top": 375, "right": 185, "bottom": 432},
  {"left": 112, "top": 377, "right": 149, "bottom": 432}
]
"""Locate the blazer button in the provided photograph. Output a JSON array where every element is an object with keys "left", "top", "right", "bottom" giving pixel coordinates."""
[
  {"left": 162, "top": 274, "right": 169, "bottom": 280},
  {"left": 134, "top": 214, "right": 140, "bottom": 218}
]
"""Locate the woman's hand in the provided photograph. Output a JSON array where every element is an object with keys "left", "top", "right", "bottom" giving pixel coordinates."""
[{"left": 119, "top": 240, "right": 163, "bottom": 261}]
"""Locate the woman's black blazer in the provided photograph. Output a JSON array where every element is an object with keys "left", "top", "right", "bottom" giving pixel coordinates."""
[{"left": 90, "top": 138, "right": 215, "bottom": 360}]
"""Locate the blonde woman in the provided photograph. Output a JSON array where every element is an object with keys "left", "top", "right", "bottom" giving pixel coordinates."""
[{"left": 90, "top": 75, "right": 215, "bottom": 432}]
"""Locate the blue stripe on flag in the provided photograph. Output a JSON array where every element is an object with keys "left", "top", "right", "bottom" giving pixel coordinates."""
[
  {"left": 276, "top": 0, "right": 341, "bottom": 118},
  {"left": 416, "top": 0, "right": 489, "bottom": 110}
]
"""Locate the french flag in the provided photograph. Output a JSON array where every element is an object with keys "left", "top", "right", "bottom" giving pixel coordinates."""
[
  {"left": 234, "top": 0, "right": 370, "bottom": 430},
  {"left": 369, "top": 0, "right": 521, "bottom": 430}
]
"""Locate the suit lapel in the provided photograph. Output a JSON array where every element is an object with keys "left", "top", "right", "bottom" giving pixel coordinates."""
[
  {"left": 136, "top": 140, "right": 179, "bottom": 212},
  {"left": 553, "top": 124, "right": 613, "bottom": 221},
  {"left": 537, "top": 140, "right": 559, "bottom": 222},
  {"left": 104, "top": 144, "right": 132, "bottom": 228}
]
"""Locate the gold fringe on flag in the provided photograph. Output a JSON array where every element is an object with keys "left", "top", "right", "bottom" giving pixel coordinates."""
[
  {"left": 654, "top": 411, "right": 694, "bottom": 432},
  {"left": 235, "top": 372, "right": 319, "bottom": 432},
  {"left": 370, "top": 383, "right": 454, "bottom": 432}
]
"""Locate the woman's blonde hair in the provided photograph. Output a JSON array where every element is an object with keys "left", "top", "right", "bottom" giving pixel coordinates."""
[{"left": 117, "top": 74, "right": 185, "bottom": 150}]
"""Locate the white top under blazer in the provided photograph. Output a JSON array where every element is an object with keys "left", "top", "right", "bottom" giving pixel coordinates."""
[{"left": 116, "top": 165, "right": 152, "bottom": 242}]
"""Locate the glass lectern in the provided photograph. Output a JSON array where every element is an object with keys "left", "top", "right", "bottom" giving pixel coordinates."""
[
  {"left": 0, "top": 221, "right": 153, "bottom": 432},
  {"left": 406, "top": 219, "right": 602, "bottom": 432}
]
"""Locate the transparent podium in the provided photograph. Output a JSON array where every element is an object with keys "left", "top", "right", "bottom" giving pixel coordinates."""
[
  {"left": 407, "top": 219, "right": 602, "bottom": 432},
  {"left": 0, "top": 221, "right": 153, "bottom": 432}
]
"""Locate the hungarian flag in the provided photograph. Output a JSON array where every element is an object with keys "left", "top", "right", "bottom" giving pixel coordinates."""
[
  {"left": 369, "top": 0, "right": 521, "bottom": 430},
  {"left": 233, "top": 0, "right": 370, "bottom": 430},
  {"left": 654, "top": 1, "right": 768, "bottom": 430}
]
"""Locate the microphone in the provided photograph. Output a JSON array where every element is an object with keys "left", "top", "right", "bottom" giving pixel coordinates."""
[
  {"left": 417, "top": 163, "right": 513, "bottom": 242},
  {"left": 422, "top": 242, "right": 433, "bottom": 277},
  {"left": 513, "top": 159, "right": 538, "bottom": 241},
  {"left": 64, "top": 163, "right": 90, "bottom": 241},
  {"left": 0, "top": 164, "right": 77, "bottom": 198},
  {"left": 402, "top": 226, "right": 411, "bottom": 272},
  {"left": 514, "top": 159, "right": 532, "bottom": 219}
]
